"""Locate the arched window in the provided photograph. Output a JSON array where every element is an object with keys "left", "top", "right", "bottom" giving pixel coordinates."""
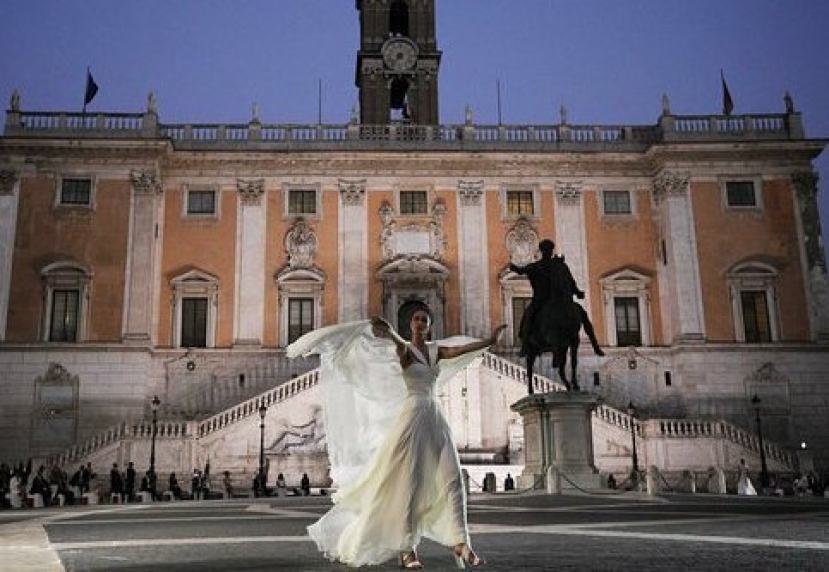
[
  {"left": 40, "top": 262, "right": 92, "bottom": 342},
  {"left": 389, "top": 77, "right": 411, "bottom": 122},
  {"left": 727, "top": 261, "right": 780, "bottom": 342},
  {"left": 389, "top": 1, "right": 410, "bottom": 36}
]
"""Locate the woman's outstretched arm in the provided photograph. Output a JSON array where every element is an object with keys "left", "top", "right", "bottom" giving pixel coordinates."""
[{"left": 439, "top": 325, "right": 506, "bottom": 360}]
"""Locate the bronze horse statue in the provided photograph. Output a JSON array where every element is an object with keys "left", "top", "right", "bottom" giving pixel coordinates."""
[{"left": 523, "top": 296, "right": 583, "bottom": 394}]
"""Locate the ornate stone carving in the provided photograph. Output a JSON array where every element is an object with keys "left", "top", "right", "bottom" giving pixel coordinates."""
[
  {"left": 458, "top": 180, "right": 484, "bottom": 206},
  {"left": 129, "top": 170, "right": 162, "bottom": 194},
  {"left": 0, "top": 169, "right": 18, "bottom": 195},
  {"left": 652, "top": 171, "right": 689, "bottom": 205},
  {"left": 339, "top": 178, "right": 366, "bottom": 206},
  {"left": 746, "top": 362, "right": 789, "bottom": 386},
  {"left": 378, "top": 200, "right": 447, "bottom": 260},
  {"left": 555, "top": 181, "right": 582, "bottom": 205},
  {"left": 506, "top": 218, "right": 539, "bottom": 266},
  {"left": 237, "top": 178, "right": 265, "bottom": 205},
  {"left": 285, "top": 219, "right": 318, "bottom": 269}
]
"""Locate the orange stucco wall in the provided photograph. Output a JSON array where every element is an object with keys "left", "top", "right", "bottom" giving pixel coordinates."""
[
  {"left": 692, "top": 179, "right": 809, "bottom": 342},
  {"left": 583, "top": 188, "right": 662, "bottom": 345},
  {"left": 7, "top": 176, "right": 129, "bottom": 342},
  {"left": 158, "top": 186, "right": 237, "bottom": 347}
]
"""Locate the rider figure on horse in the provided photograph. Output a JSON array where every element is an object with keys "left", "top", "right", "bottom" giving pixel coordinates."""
[{"left": 510, "top": 239, "right": 604, "bottom": 361}]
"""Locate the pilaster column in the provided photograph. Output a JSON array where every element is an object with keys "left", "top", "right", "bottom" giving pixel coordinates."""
[
  {"left": 457, "top": 180, "right": 489, "bottom": 337},
  {"left": 792, "top": 171, "right": 829, "bottom": 342},
  {"left": 338, "top": 179, "right": 368, "bottom": 322},
  {"left": 234, "top": 179, "right": 266, "bottom": 346},
  {"left": 122, "top": 171, "right": 163, "bottom": 344},
  {"left": 652, "top": 171, "right": 706, "bottom": 343},
  {"left": 0, "top": 170, "right": 20, "bottom": 340},
  {"left": 554, "top": 181, "right": 590, "bottom": 298}
]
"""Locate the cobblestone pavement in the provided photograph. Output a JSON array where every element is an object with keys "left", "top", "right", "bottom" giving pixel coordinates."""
[{"left": 1, "top": 492, "right": 828, "bottom": 571}]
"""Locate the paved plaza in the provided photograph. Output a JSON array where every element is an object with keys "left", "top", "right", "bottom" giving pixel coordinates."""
[{"left": 1, "top": 492, "right": 828, "bottom": 571}]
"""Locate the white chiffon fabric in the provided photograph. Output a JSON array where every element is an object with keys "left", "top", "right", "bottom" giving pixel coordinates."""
[
  {"left": 737, "top": 467, "right": 757, "bottom": 496},
  {"left": 287, "top": 320, "right": 486, "bottom": 567}
]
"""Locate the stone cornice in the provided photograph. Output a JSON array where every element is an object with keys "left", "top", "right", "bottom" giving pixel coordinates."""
[{"left": 457, "top": 180, "right": 484, "bottom": 206}]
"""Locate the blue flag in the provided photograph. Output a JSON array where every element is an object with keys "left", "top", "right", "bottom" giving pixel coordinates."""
[
  {"left": 720, "top": 70, "right": 734, "bottom": 116},
  {"left": 83, "top": 70, "right": 99, "bottom": 111}
]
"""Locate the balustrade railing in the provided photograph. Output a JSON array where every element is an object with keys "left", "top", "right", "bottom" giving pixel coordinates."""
[
  {"left": 6, "top": 108, "right": 802, "bottom": 148},
  {"left": 651, "top": 418, "right": 795, "bottom": 467}
]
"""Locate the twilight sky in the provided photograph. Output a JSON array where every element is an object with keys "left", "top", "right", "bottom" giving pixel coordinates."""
[{"left": 2, "top": 0, "right": 828, "bottom": 243}]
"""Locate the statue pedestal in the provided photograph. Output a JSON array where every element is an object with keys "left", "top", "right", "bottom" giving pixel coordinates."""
[{"left": 511, "top": 392, "right": 602, "bottom": 493}]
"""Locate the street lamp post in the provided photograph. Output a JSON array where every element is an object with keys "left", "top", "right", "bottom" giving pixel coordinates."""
[
  {"left": 751, "top": 394, "right": 770, "bottom": 490},
  {"left": 149, "top": 395, "right": 160, "bottom": 499},
  {"left": 258, "top": 403, "right": 267, "bottom": 497},
  {"left": 627, "top": 401, "right": 640, "bottom": 488}
]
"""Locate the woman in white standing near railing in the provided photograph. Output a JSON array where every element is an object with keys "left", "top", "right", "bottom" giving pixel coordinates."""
[
  {"left": 737, "top": 458, "right": 757, "bottom": 495},
  {"left": 287, "top": 307, "right": 505, "bottom": 569}
]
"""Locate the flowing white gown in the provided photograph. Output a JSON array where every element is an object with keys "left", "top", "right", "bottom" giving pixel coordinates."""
[{"left": 287, "top": 321, "right": 484, "bottom": 567}]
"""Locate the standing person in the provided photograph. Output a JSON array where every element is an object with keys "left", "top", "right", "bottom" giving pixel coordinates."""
[
  {"left": 109, "top": 463, "right": 124, "bottom": 502},
  {"left": 222, "top": 471, "right": 233, "bottom": 499},
  {"left": 191, "top": 469, "right": 202, "bottom": 500},
  {"left": 169, "top": 472, "right": 182, "bottom": 499},
  {"left": 300, "top": 473, "right": 311, "bottom": 496},
  {"left": 510, "top": 239, "right": 604, "bottom": 358},
  {"left": 275, "top": 473, "right": 287, "bottom": 497},
  {"left": 79, "top": 463, "right": 92, "bottom": 496},
  {"left": 288, "top": 309, "right": 505, "bottom": 568},
  {"left": 737, "top": 459, "right": 757, "bottom": 495},
  {"left": 125, "top": 462, "right": 136, "bottom": 502}
]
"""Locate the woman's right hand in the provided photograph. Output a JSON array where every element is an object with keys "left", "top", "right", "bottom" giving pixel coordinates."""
[{"left": 371, "top": 316, "right": 391, "bottom": 338}]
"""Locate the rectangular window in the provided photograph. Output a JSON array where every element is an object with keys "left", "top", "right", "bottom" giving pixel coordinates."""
[
  {"left": 288, "top": 190, "right": 317, "bottom": 215},
  {"left": 49, "top": 290, "right": 80, "bottom": 342},
  {"left": 603, "top": 190, "right": 632, "bottom": 215},
  {"left": 187, "top": 190, "right": 216, "bottom": 215},
  {"left": 726, "top": 181, "right": 757, "bottom": 207},
  {"left": 60, "top": 178, "right": 92, "bottom": 206},
  {"left": 614, "top": 297, "right": 642, "bottom": 346},
  {"left": 506, "top": 191, "right": 534, "bottom": 216},
  {"left": 512, "top": 297, "right": 531, "bottom": 346},
  {"left": 741, "top": 291, "right": 771, "bottom": 342},
  {"left": 181, "top": 298, "right": 208, "bottom": 348},
  {"left": 288, "top": 298, "right": 314, "bottom": 344},
  {"left": 400, "top": 191, "right": 428, "bottom": 215}
]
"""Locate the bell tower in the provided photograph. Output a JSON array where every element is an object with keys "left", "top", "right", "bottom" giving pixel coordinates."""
[{"left": 356, "top": 0, "right": 441, "bottom": 126}]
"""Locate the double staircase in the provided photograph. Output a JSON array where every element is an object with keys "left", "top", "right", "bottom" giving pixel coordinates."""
[{"left": 44, "top": 351, "right": 805, "bottom": 493}]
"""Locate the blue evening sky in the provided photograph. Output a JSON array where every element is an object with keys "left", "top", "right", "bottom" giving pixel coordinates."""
[{"left": 2, "top": 0, "right": 828, "bottom": 243}]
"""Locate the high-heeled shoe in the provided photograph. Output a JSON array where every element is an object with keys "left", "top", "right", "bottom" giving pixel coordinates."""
[
  {"left": 453, "top": 545, "right": 483, "bottom": 569},
  {"left": 399, "top": 550, "right": 423, "bottom": 569}
]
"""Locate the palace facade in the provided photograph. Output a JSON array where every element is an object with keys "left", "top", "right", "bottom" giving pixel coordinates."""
[{"left": 1, "top": 1, "right": 828, "bottom": 485}]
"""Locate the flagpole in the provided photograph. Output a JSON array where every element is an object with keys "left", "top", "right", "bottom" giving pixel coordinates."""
[
  {"left": 496, "top": 80, "right": 502, "bottom": 126},
  {"left": 318, "top": 79, "right": 322, "bottom": 125}
]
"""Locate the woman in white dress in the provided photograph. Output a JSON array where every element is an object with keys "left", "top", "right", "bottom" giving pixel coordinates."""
[
  {"left": 288, "top": 308, "right": 505, "bottom": 569},
  {"left": 737, "top": 458, "right": 757, "bottom": 495}
]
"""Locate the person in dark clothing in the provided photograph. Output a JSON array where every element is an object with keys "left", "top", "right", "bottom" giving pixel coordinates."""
[
  {"left": 125, "top": 462, "right": 136, "bottom": 502},
  {"left": 300, "top": 473, "right": 311, "bottom": 496},
  {"left": 30, "top": 466, "right": 52, "bottom": 506},
  {"left": 169, "top": 472, "right": 182, "bottom": 499},
  {"left": 504, "top": 473, "right": 515, "bottom": 491},
  {"left": 110, "top": 463, "right": 125, "bottom": 500},
  {"left": 510, "top": 239, "right": 604, "bottom": 358}
]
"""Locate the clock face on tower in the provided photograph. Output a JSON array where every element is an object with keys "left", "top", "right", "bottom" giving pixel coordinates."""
[{"left": 381, "top": 37, "right": 418, "bottom": 72}]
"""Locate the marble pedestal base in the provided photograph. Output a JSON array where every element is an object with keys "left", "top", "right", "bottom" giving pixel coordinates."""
[{"left": 511, "top": 391, "right": 602, "bottom": 493}]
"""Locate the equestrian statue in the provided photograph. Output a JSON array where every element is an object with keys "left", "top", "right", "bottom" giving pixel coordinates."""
[{"left": 510, "top": 239, "right": 604, "bottom": 393}]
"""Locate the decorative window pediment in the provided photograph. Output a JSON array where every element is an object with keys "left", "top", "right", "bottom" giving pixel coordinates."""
[
  {"left": 600, "top": 267, "right": 652, "bottom": 347},
  {"left": 170, "top": 268, "right": 219, "bottom": 348}
]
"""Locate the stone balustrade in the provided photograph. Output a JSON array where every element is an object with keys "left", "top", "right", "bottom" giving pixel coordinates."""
[
  {"left": 197, "top": 369, "right": 320, "bottom": 438},
  {"left": 648, "top": 418, "right": 796, "bottom": 468},
  {"left": 5, "top": 107, "right": 803, "bottom": 150}
]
